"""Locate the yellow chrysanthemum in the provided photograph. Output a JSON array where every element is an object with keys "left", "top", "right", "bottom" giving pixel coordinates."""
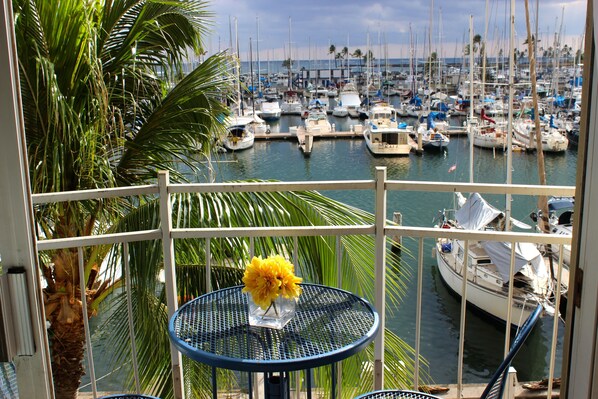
[{"left": 242, "top": 255, "right": 302, "bottom": 309}]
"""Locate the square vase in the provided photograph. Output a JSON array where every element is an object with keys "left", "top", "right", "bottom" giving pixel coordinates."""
[{"left": 247, "top": 294, "right": 296, "bottom": 329}]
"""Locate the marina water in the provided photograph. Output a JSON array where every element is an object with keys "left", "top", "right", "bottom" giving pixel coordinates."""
[
  {"left": 210, "top": 114, "right": 577, "bottom": 385},
  {"left": 84, "top": 113, "right": 577, "bottom": 390}
]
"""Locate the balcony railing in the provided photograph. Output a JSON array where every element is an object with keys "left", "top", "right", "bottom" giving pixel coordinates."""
[{"left": 32, "top": 167, "right": 574, "bottom": 399}]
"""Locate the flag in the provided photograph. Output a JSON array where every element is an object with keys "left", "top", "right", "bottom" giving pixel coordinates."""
[{"left": 448, "top": 164, "right": 457, "bottom": 173}]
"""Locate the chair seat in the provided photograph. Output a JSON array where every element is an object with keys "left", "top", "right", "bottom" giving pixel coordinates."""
[{"left": 354, "top": 390, "right": 442, "bottom": 399}]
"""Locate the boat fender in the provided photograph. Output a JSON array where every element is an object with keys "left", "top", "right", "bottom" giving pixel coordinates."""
[{"left": 441, "top": 242, "right": 452, "bottom": 253}]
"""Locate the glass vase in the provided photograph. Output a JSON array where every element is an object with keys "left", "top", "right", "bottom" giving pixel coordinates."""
[{"left": 247, "top": 294, "right": 296, "bottom": 329}]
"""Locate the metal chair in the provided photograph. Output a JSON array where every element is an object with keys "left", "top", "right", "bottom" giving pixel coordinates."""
[
  {"left": 354, "top": 390, "right": 442, "bottom": 399},
  {"left": 98, "top": 395, "right": 161, "bottom": 399},
  {"left": 355, "top": 304, "right": 543, "bottom": 399},
  {"left": 480, "top": 304, "right": 543, "bottom": 399}
]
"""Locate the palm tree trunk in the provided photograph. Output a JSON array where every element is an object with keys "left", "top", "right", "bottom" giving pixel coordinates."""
[{"left": 50, "top": 308, "right": 86, "bottom": 399}]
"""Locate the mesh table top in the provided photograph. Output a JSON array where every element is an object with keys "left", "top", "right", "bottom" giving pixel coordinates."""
[
  {"left": 168, "top": 284, "right": 379, "bottom": 372},
  {"left": 354, "top": 390, "right": 442, "bottom": 399}
]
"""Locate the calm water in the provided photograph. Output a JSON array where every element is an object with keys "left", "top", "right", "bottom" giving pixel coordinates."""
[
  {"left": 208, "top": 114, "right": 577, "bottom": 384},
  {"left": 83, "top": 114, "right": 577, "bottom": 391}
]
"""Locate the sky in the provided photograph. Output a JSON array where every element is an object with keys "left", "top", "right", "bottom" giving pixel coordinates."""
[{"left": 199, "top": 0, "right": 587, "bottom": 62}]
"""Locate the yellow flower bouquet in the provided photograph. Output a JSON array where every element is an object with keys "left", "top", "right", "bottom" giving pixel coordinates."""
[{"left": 242, "top": 255, "right": 302, "bottom": 329}]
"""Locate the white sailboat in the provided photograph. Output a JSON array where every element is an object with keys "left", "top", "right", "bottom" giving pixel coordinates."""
[
  {"left": 435, "top": 12, "right": 558, "bottom": 327},
  {"left": 513, "top": 115, "right": 569, "bottom": 152},
  {"left": 470, "top": 109, "right": 509, "bottom": 150},
  {"left": 416, "top": 112, "right": 450, "bottom": 150},
  {"left": 222, "top": 115, "right": 256, "bottom": 151},
  {"left": 435, "top": 193, "right": 555, "bottom": 326},
  {"left": 363, "top": 103, "right": 413, "bottom": 156}
]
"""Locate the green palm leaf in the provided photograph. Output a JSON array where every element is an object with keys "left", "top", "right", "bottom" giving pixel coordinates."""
[{"left": 99, "top": 186, "right": 427, "bottom": 398}]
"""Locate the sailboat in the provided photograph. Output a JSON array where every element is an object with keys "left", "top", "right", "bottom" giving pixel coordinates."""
[
  {"left": 416, "top": 112, "right": 450, "bottom": 150},
  {"left": 470, "top": 109, "right": 509, "bottom": 150},
  {"left": 434, "top": 10, "right": 558, "bottom": 326},
  {"left": 435, "top": 193, "right": 555, "bottom": 326},
  {"left": 222, "top": 115, "right": 256, "bottom": 151}
]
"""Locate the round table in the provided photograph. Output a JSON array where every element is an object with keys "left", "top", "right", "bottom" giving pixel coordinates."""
[{"left": 168, "top": 283, "right": 379, "bottom": 398}]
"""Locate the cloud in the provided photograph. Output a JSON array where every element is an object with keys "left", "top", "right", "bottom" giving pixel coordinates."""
[{"left": 206, "top": 0, "right": 586, "bottom": 60}]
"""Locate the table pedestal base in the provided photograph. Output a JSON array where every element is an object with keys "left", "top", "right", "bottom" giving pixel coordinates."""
[{"left": 265, "top": 373, "right": 289, "bottom": 399}]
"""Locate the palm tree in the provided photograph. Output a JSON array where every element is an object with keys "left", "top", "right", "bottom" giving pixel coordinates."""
[
  {"left": 15, "top": 1, "right": 423, "bottom": 398},
  {"left": 341, "top": 46, "right": 349, "bottom": 68},
  {"left": 15, "top": 0, "right": 232, "bottom": 397},
  {"left": 352, "top": 48, "right": 363, "bottom": 72},
  {"left": 329, "top": 44, "right": 337, "bottom": 67}
]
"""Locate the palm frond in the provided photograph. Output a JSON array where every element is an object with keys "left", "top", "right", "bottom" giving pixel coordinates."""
[{"left": 98, "top": 185, "right": 424, "bottom": 398}]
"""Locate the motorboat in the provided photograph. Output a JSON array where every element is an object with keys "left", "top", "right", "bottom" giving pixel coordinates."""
[
  {"left": 435, "top": 193, "right": 557, "bottom": 326},
  {"left": 332, "top": 104, "right": 349, "bottom": 117},
  {"left": 337, "top": 82, "right": 362, "bottom": 118},
  {"left": 363, "top": 103, "right": 413, "bottom": 156},
  {"left": 259, "top": 99, "right": 282, "bottom": 121},
  {"left": 530, "top": 196, "right": 574, "bottom": 268},
  {"left": 280, "top": 90, "right": 303, "bottom": 115},
  {"left": 304, "top": 105, "right": 332, "bottom": 135}
]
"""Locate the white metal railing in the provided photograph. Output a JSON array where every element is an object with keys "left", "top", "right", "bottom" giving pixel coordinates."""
[{"left": 31, "top": 167, "right": 574, "bottom": 399}]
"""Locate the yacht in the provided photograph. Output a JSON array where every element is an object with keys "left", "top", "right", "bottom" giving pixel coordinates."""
[
  {"left": 259, "top": 99, "right": 282, "bottom": 121},
  {"left": 304, "top": 106, "right": 332, "bottom": 135},
  {"left": 363, "top": 103, "right": 412, "bottom": 156},
  {"left": 436, "top": 193, "right": 557, "bottom": 326},
  {"left": 337, "top": 82, "right": 362, "bottom": 118},
  {"left": 280, "top": 90, "right": 303, "bottom": 115}
]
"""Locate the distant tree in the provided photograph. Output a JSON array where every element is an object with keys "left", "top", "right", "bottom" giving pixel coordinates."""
[
  {"left": 329, "top": 44, "right": 337, "bottom": 67},
  {"left": 363, "top": 50, "right": 375, "bottom": 73},
  {"left": 282, "top": 58, "right": 294, "bottom": 70},
  {"left": 335, "top": 52, "right": 343, "bottom": 68},
  {"left": 341, "top": 46, "right": 349, "bottom": 67},
  {"left": 352, "top": 48, "right": 363, "bottom": 72}
]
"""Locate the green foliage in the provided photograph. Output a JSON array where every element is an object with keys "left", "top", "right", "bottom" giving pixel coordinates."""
[
  {"left": 15, "top": 0, "right": 424, "bottom": 397},
  {"left": 100, "top": 187, "right": 427, "bottom": 398}
]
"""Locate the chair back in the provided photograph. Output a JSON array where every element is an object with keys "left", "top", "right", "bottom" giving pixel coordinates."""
[{"left": 480, "top": 305, "right": 543, "bottom": 399}]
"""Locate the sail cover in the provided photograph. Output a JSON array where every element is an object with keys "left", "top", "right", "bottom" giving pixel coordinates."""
[
  {"left": 455, "top": 193, "right": 502, "bottom": 231},
  {"left": 482, "top": 241, "right": 547, "bottom": 282}
]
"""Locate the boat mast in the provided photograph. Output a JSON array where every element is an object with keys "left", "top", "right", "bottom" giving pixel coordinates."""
[
  {"left": 256, "top": 16, "right": 261, "bottom": 99},
  {"left": 409, "top": 24, "right": 415, "bottom": 94},
  {"left": 249, "top": 37, "right": 255, "bottom": 115},
  {"left": 288, "top": 16, "right": 292, "bottom": 90},
  {"left": 506, "top": 0, "right": 515, "bottom": 229},
  {"left": 469, "top": 15, "right": 474, "bottom": 183},
  {"left": 428, "top": 0, "right": 433, "bottom": 95},
  {"left": 482, "top": 0, "right": 489, "bottom": 104},
  {"left": 235, "top": 17, "right": 241, "bottom": 116},
  {"left": 438, "top": 7, "right": 443, "bottom": 90},
  {"left": 524, "top": 0, "right": 550, "bottom": 233}
]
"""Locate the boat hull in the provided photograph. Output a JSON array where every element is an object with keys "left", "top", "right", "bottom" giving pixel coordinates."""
[{"left": 436, "top": 242, "right": 542, "bottom": 326}]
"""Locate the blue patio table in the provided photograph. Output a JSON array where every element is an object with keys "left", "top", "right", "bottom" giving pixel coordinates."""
[{"left": 168, "top": 283, "right": 379, "bottom": 399}]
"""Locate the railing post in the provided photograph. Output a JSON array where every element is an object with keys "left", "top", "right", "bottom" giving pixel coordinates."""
[
  {"left": 374, "top": 167, "right": 387, "bottom": 390},
  {"left": 159, "top": 171, "right": 185, "bottom": 399}
]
